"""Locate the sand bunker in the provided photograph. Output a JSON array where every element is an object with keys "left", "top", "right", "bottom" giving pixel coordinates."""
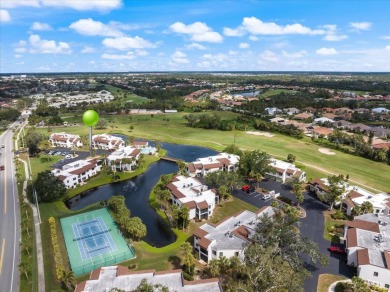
[
  {"left": 246, "top": 131, "right": 274, "bottom": 138},
  {"left": 318, "top": 148, "right": 336, "bottom": 155}
]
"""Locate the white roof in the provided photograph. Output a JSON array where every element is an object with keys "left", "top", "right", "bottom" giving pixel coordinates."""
[
  {"left": 349, "top": 186, "right": 390, "bottom": 210},
  {"left": 171, "top": 175, "right": 215, "bottom": 205},
  {"left": 194, "top": 152, "right": 239, "bottom": 167},
  {"left": 315, "top": 117, "right": 335, "bottom": 123},
  {"left": 107, "top": 146, "right": 139, "bottom": 161}
]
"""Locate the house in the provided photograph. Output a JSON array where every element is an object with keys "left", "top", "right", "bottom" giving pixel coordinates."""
[
  {"left": 265, "top": 158, "right": 306, "bottom": 183},
  {"left": 373, "top": 143, "right": 390, "bottom": 151},
  {"left": 370, "top": 127, "right": 390, "bottom": 139},
  {"left": 132, "top": 141, "right": 148, "bottom": 149},
  {"left": 322, "top": 113, "right": 339, "bottom": 120},
  {"left": 284, "top": 107, "right": 300, "bottom": 115},
  {"left": 314, "top": 117, "right": 335, "bottom": 124},
  {"left": 193, "top": 206, "right": 275, "bottom": 263},
  {"left": 343, "top": 214, "right": 390, "bottom": 290},
  {"left": 49, "top": 132, "right": 83, "bottom": 148},
  {"left": 92, "top": 134, "right": 125, "bottom": 150},
  {"left": 309, "top": 178, "right": 350, "bottom": 205},
  {"left": 167, "top": 175, "right": 217, "bottom": 220},
  {"left": 106, "top": 146, "right": 141, "bottom": 172},
  {"left": 52, "top": 159, "right": 102, "bottom": 188},
  {"left": 304, "top": 107, "right": 317, "bottom": 114},
  {"left": 293, "top": 112, "right": 313, "bottom": 120},
  {"left": 264, "top": 107, "right": 281, "bottom": 115},
  {"left": 354, "top": 108, "right": 370, "bottom": 114},
  {"left": 372, "top": 107, "right": 390, "bottom": 114},
  {"left": 333, "top": 120, "right": 352, "bottom": 129},
  {"left": 335, "top": 107, "right": 354, "bottom": 115},
  {"left": 345, "top": 123, "right": 372, "bottom": 133},
  {"left": 75, "top": 266, "right": 222, "bottom": 292},
  {"left": 269, "top": 117, "right": 287, "bottom": 124},
  {"left": 186, "top": 153, "right": 240, "bottom": 177},
  {"left": 311, "top": 126, "right": 334, "bottom": 138}
]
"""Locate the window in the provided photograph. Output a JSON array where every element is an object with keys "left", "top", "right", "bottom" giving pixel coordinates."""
[
  {"left": 374, "top": 272, "right": 378, "bottom": 277},
  {"left": 385, "top": 284, "right": 389, "bottom": 289},
  {"left": 212, "top": 250, "right": 216, "bottom": 256},
  {"left": 235, "top": 252, "right": 239, "bottom": 256},
  {"left": 219, "top": 252, "right": 223, "bottom": 257}
]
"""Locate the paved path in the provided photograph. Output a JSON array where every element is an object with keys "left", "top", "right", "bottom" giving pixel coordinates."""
[{"left": 19, "top": 158, "right": 45, "bottom": 292}]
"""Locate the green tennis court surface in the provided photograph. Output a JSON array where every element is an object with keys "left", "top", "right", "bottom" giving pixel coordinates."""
[{"left": 60, "top": 208, "right": 135, "bottom": 276}]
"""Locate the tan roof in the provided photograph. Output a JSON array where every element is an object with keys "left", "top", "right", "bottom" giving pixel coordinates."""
[
  {"left": 183, "top": 278, "right": 220, "bottom": 286},
  {"left": 183, "top": 201, "right": 197, "bottom": 209},
  {"left": 187, "top": 163, "right": 196, "bottom": 172},
  {"left": 130, "top": 149, "right": 141, "bottom": 157},
  {"left": 69, "top": 163, "right": 96, "bottom": 175},
  {"left": 193, "top": 227, "right": 209, "bottom": 239},
  {"left": 294, "top": 113, "right": 312, "bottom": 119},
  {"left": 58, "top": 175, "right": 67, "bottom": 181},
  {"left": 198, "top": 237, "right": 212, "bottom": 249},
  {"left": 313, "top": 127, "right": 333, "bottom": 135},
  {"left": 197, "top": 200, "right": 209, "bottom": 210},
  {"left": 347, "top": 190, "right": 364, "bottom": 199},
  {"left": 168, "top": 187, "right": 185, "bottom": 199},
  {"left": 346, "top": 228, "right": 358, "bottom": 248},
  {"left": 345, "top": 219, "right": 380, "bottom": 233},
  {"left": 194, "top": 163, "right": 203, "bottom": 170},
  {"left": 357, "top": 248, "right": 370, "bottom": 265},
  {"left": 154, "top": 269, "right": 182, "bottom": 275},
  {"left": 274, "top": 167, "right": 285, "bottom": 174},
  {"left": 133, "top": 141, "right": 147, "bottom": 146},
  {"left": 217, "top": 158, "right": 232, "bottom": 165},
  {"left": 309, "top": 178, "right": 329, "bottom": 192},
  {"left": 90, "top": 267, "right": 102, "bottom": 280},
  {"left": 343, "top": 198, "right": 356, "bottom": 208},
  {"left": 384, "top": 252, "right": 390, "bottom": 270},
  {"left": 293, "top": 170, "right": 303, "bottom": 178},
  {"left": 75, "top": 281, "right": 86, "bottom": 292},
  {"left": 286, "top": 168, "right": 296, "bottom": 174},
  {"left": 93, "top": 136, "right": 109, "bottom": 143},
  {"left": 204, "top": 162, "right": 223, "bottom": 170},
  {"left": 232, "top": 225, "right": 250, "bottom": 241}
]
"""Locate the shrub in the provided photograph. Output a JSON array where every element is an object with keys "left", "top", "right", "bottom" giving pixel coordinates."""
[
  {"left": 370, "top": 285, "right": 388, "bottom": 292},
  {"left": 48, "top": 217, "right": 64, "bottom": 281},
  {"left": 332, "top": 210, "right": 347, "bottom": 220},
  {"left": 279, "top": 196, "right": 292, "bottom": 205},
  {"left": 334, "top": 282, "right": 346, "bottom": 292},
  {"left": 182, "top": 271, "right": 194, "bottom": 281}
]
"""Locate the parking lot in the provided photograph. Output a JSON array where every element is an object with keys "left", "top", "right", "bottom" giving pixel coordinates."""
[
  {"left": 233, "top": 179, "right": 355, "bottom": 291},
  {"left": 45, "top": 147, "right": 108, "bottom": 169}
]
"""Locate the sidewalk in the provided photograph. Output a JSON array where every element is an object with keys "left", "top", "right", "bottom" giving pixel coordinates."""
[{"left": 17, "top": 126, "right": 45, "bottom": 292}]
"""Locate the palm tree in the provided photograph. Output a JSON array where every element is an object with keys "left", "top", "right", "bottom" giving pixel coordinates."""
[
  {"left": 20, "top": 240, "right": 31, "bottom": 257},
  {"left": 180, "top": 242, "right": 195, "bottom": 274},
  {"left": 60, "top": 270, "right": 77, "bottom": 291},
  {"left": 360, "top": 201, "right": 374, "bottom": 214},
  {"left": 208, "top": 259, "right": 220, "bottom": 277},
  {"left": 19, "top": 261, "right": 31, "bottom": 283}
]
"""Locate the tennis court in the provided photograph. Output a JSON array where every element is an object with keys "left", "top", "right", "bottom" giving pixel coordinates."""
[{"left": 60, "top": 208, "right": 135, "bottom": 276}]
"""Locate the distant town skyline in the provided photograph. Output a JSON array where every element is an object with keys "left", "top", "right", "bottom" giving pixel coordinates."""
[{"left": 1, "top": 0, "right": 390, "bottom": 73}]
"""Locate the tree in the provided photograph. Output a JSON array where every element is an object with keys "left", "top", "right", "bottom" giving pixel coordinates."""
[
  {"left": 326, "top": 175, "right": 347, "bottom": 210},
  {"left": 25, "top": 129, "right": 46, "bottom": 156},
  {"left": 156, "top": 189, "right": 171, "bottom": 209},
  {"left": 179, "top": 206, "right": 190, "bottom": 230},
  {"left": 217, "top": 185, "right": 230, "bottom": 203},
  {"left": 127, "top": 217, "right": 147, "bottom": 240},
  {"left": 289, "top": 177, "right": 305, "bottom": 205},
  {"left": 360, "top": 201, "right": 374, "bottom": 215},
  {"left": 223, "top": 144, "right": 243, "bottom": 157},
  {"left": 344, "top": 276, "right": 370, "bottom": 292},
  {"left": 205, "top": 171, "right": 241, "bottom": 191},
  {"left": 95, "top": 117, "right": 108, "bottom": 129},
  {"left": 180, "top": 242, "right": 195, "bottom": 275},
  {"left": 134, "top": 279, "right": 169, "bottom": 292},
  {"left": 60, "top": 270, "right": 77, "bottom": 291},
  {"left": 27, "top": 170, "right": 66, "bottom": 203},
  {"left": 19, "top": 261, "right": 31, "bottom": 283},
  {"left": 287, "top": 153, "right": 296, "bottom": 163},
  {"left": 239, "top": 150, "right": 272, "bottom": 184}
]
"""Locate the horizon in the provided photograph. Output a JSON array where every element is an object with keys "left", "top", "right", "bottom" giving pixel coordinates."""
[{"left": 1, "top": 0, "right": 390, "bottom": 73}]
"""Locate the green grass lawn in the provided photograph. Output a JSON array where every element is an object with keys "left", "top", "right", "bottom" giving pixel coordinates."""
[
  {"left": 104, "top": 84, "right": 150, "bottom": 104},
  {"left": 317, "top": 274, "right": 348, "bottom": 292},
  {"left": 34, "top": 111, "right": 390, "bottom": 192},
  {"left": 28, "top": 154, "right": 64, "bottom": 180},
  {"left": 211, "top": 197, "right": 258, "bottom": 223},
  {"left": 259, "top": 89, "right": 297, "bottom": 98},
  {"left": 323, "top": 211, "right": 345, "bottom": 243}
]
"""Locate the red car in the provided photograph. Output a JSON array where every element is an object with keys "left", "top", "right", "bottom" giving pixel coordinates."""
[
  {"left": 328, "top": 246, "right": 346, "bottom": 254},
  {"left": 0, "top": 165, "right": 4, "bottom": 171},
  {"left": 241, "top": 185, "right": 251, "bottom": 192}
]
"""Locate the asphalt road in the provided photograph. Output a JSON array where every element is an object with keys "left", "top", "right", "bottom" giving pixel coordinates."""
[
  {"left": 0, "top": 126, "right": 21, "bottom": 292},
  {"left": 233, "top": 179, "right": 355, "bottom": 291}
]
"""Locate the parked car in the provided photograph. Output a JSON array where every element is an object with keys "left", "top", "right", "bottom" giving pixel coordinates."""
[
  {"left": 328, "top": 246, "right": 346, "bottom": 254},
  {"left": 262, "top": 194, "right": 271, "bottom": 200},
  {"left": 65, "top": 154, "right": 72, "bottom": 159},
  {"left": 241, "top": 185, "right": 251, "bottom": 193},
  {"left": 0, "top": 165, "right": 4, "bottom": 171}
]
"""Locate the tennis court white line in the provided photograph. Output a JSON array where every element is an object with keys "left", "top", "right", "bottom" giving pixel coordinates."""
[{"left": 95, "top": 217, "right": 118, "bottom": 251}]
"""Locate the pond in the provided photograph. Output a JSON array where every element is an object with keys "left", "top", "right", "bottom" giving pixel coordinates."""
[{"left": 68, "top": 142, "right": 218, "bottom": 247}]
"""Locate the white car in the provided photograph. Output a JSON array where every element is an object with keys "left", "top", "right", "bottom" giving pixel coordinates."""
[
  {"left": 261, "top": 194, "right": 271, "bottom": 200},
  {"left": 65, "top": 154, "right": 72, "bottom": 159}
]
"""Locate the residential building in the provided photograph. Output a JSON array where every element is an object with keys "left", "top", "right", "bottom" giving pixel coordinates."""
[
  {"left": 311, "top": 126, "right": 334, "bottom": 138},
  {"left": 49, "top": 132, "right": 83, "bottom": 148},
  {"left": 314, "top": 117, "right": 334, "bottom": 124},
  {"left": 265, "top": 158, "right": 306, "bottom": 183},
  {"left": 186, "top": 152, "right": 240, "bottom": 177},
  {"left": 341, "top": 187, "right": 390, "bottom": 216},
  {"left": 75, "top": 266, "right": 222, "bottom": 292},
  {"left": 52, "top": 159, "right": 102, "bottom": 188},
  {"left": 193, "top": 206, "right": 275, "bottom": 263},
  {"left": 265, "top": 107, "right": 281, "bottom": 115},
  {"left": 343, "top": 214, "right": 390, "bottom": 290},
  {"left": 132, "top": 141, "right": 148, "bottom": 149},
  {"left": 106, "top": 146, "right": 141, "bottom": 171},
  {"left": 294, "top": 112, "right": 313, "bottom": 120},
  {"left": 284, "top": 107, "right": 300, "bottom": 115},
  {"left": 167, "top": 175, "right": 218, "bottom": 220},
  {"left": 92, "top": 134, "right": 125, "bottom": 150},
  {"left": 372, "top": 107, "right": 390, "bottom": 114}
]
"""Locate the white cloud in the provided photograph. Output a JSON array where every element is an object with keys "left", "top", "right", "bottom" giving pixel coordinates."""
[
  {"left": 41, "top": 0, "right": 122, "bottom": 11},
  {"left": 316, "top": 47, "right": 338, "bottom": 55},
  {"left": 260, "top": 50, "right": 278, "bottom": 62},
  {"left": 15, "top": 47, "right": 26, "bottom": 53},
  {"left": 223, "top": 27, "right": 244, "bottom": 37},
  {"left": 102, "top": 53, "right": 135, "bottom": 60},
  {"left": 31, "top": 22, "right": 52, "bottom": 31},
  {"left": 282, "top": 50, "right": 308, "bottom": 58},
  {"left": 239, "top": 42, "right": 250, "bottom": 49},
  {"left": 249, "top": 35, "right": 259, "bottom": 41},
  {"left": 28, "top": 34, "right": 71, "bottom": 54},
  {"left": 225, "top": 17, "right": 326, "bottom": 36},
  {"left": 185, "top": 43, "right": 207, "bottom": 50},
  {"left": 70, "top": 18, "right": 123, "bottom": 37},
  {"left": 89, "top": 60, "right": 96, "bottom": 64},
  {"left": 14, "top": 54, "right": 23, "bottom": 58},
  {"left": 385, "top": 46, "right": 390, "bottom": 51},
  {"left": 380, "top": 36, "right": 390, "bottom": 40},
  {"left": 102, "top": 36, "right": 156, "bottom": 50},
  {"left": 170, "top": 21, "right": 223, "bottom": 43},
  {"left": 1, "top": 0, "right": 40, "bottom": 8},
  {"left": 81, "top": 46, "right": 96, "bottom": 54},
  {"left": 323, "top": 34, "right": 348, "bottom": 41},
  {"left": 0, "top": 10, "right": 11, "bottom": 22},
  {"left": 349, "top": 22, "right": 372, "bottom": 31},
  {"left": 171, "top": 51, "right": 189, "bottom": 63}
]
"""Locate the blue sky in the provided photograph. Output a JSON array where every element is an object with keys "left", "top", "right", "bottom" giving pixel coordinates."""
[{"left": 1, "top": 0, "right": 390, "bottom": 73}]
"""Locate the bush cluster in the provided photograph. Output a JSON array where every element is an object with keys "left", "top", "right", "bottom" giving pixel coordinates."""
[{"left": 48, "top": 217, "right": 64, "bottom": 281}]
